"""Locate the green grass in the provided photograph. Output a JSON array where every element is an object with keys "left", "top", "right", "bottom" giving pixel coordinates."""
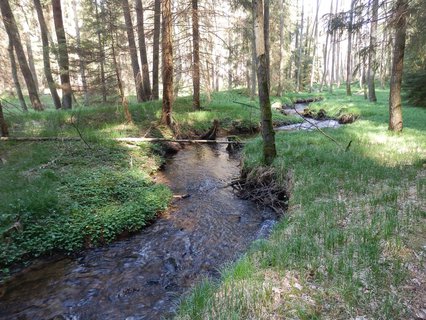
[{"left": 176, "top": 88, "right": 426, "bottom": 319}]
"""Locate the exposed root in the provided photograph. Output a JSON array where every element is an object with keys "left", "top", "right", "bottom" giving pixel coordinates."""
[{"left": 229, "top": 166, "right": 292, "bottom": 215}]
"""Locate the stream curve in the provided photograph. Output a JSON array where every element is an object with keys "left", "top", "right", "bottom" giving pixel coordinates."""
[{"left": 0, "top": 143, "right": 277, "bottom": 320}]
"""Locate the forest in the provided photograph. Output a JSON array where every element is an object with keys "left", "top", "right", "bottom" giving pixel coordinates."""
[{"left": 0, "top": 0, "right": 425, "bottom": 319}]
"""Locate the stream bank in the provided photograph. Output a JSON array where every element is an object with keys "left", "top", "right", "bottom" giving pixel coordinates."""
[{"left": 0, "top": 143, "right": 278, "bottom": 320}]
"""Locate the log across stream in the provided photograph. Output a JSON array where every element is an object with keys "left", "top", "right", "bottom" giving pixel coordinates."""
[{"left": 0, "top": 143, "right": 278, "bottom": 320}]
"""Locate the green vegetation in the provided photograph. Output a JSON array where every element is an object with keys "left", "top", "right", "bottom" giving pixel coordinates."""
[
  {"left": 0, "top": 90, "right": 296, "bottom": 277},
  {"left": 177, "top": 88, "right": 426, "bottom": 319}
]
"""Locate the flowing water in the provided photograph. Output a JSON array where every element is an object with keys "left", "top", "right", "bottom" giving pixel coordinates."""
[
  {"left": 0, "top": 144, "right": 277, "bottom": 320},
  {"left": 276, "top": 103, "right": 341, "bottom": 131}
]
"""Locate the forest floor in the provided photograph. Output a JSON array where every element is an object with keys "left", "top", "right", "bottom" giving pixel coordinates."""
[
  {"left": 177, "top": 88, "right": 426, "bottom": 320},
  {"left": 0, "top": 89, "right": 297, "bottom": 278}
]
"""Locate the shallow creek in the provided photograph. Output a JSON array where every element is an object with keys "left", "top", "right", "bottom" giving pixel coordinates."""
[
  {"left": 276, "top": 103, "right": 341, "bottom": 131},
  {"left": 0, "top": 144, "right": 277, "bottom": 320}
]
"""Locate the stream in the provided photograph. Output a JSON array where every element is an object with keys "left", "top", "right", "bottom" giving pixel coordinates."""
[
  {"left": 275, "top": 103, "right": 341, "bottom": 131},
  {"left": 0, "top": 144, "right": 277, "bottom": 320}
]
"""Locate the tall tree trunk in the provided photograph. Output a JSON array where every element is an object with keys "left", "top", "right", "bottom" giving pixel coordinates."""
[
  {"left": 296, "top": 0, "right": 304, "bottom": 91},
  {"left": 346, "top": 0, "right": 355, "bottom": 95},
  {"left": 135, "top": 0, "right": 152, "bottom": 100},
  {"left": 34, "top": 0, "right": 61, "bottom": 109},
  {"left": 152, "top": 0, "right": 161, "bottom": 100},
  {"left": 0, "top": 101, "right": 9, "bottom": 137},
  {"left": 277, "top": 0, "right": 285, "bottom": 95},
  {"left": 161, "top": 0, "right": 173, "bottom": 126},
  {"left": 250, "top": 19, "right": 257, "bottom": 99},
  {"left": 24, "top": 32, "right": 39, "bottom": 94},
  {"left": 0, "top": 0, "right": 43, "bottom": 111},
  {"left": 8, "top": 39, "right": 28, "bottom": 111},
  {"left": 368, "top": 0, "right": 378, "bottom": 102},
  {"left": 253, "top": 0, "right": 276, "bottom": 165},
  {"left": 320, "top": 2, "right": 333, "bottom": 92},
  {"left": 389, "top": 0, "right": 408, "bottom": 132},
  {"left": 192, "top": 0, "right": 201, "bottom": 110},
  {"left": 72, "top": 0, "right": 88, "bottom": 105},
  {"left": 122, "top": 0, "right": 145, "bottom": 102},
  {"left": 94, "top": 0, "right": 107, "bottom": 103},
  {"left": 111, "top": 27, "right": 133, "bottom": 123},
  {"left": 309, "top": 0, "right": 319, "bottom": 92},
  {"left": 52, "top": 0, "right": 72, "bottom": 109},
  {"left": 264, "top": 0, "right": 270, "bottom": 88}
]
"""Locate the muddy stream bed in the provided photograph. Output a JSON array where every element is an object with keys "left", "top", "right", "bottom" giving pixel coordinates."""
[{"left": 0, "top": 144, "right": 278, "bottom": 320}]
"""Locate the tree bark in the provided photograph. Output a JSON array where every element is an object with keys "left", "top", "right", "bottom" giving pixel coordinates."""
[
  {"left": 52, "top": 0, "right": 72, "bottom": 109},
  {"left": 264, "top": 0, "right": 270, "bottom": 89},
  {"left": 135, "top": 0, "right": 152, "bottom": 100},
  {"left": 24, "top": 32, "right": 39, "bottom": 94},
  {"left": 389, "top": 0, "right": 408, "bottom": 132},
  {"left": 0, "top": 101, "right": 8, "bottom": 137},
  {"left": 253, "top": 0, "right": 276, "bottom": 165},
  {"left": 296, "top": 0, "right": 304, "bottom": 91},
  {"left": 72, "top": 0, "right": 88, "bottom": 105},
  {"left": 34, "top": 0, "right": 61, "bottom": 109},
  {"left": 94, "top": 0, "right": 107, "bottom": 103},
  {"left": 111, "top": 26, "right": 133, "bottom": 124},
  {"left": 192, "top": 0, "right": 201, "bottom": 110},
  {"left": 250, "top": 19, "right": 257, "bottom": 99},
  {"left": 8, "top": 39, "right": 28, "bottom": 112},
  {"left": 309, "top": 0, "right": 319, "bottom": 92},
  {"left": 152, "top": 0, "right": 161, "bottom": 100},
  {"left": 277, "top": 0, "right": 285, "bottom": 95},
  {"left": 368, "top": 0, "right": 378, "bottom": 102},
  {"left": 0, "top": 0, "right": 43, "bottom": 111},
  {"left": 161, "top": 0, "right": 173, "bottom": 127},
  {"left": 346, "top": 0, "right": 355, "bottom": 96},
  {"left": 122, "top": 0, "right": 145, "bottom": 102}
]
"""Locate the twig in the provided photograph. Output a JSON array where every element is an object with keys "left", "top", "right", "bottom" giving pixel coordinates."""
[{"left": 232, "top": 101, "right": 259, "bottom": 109}]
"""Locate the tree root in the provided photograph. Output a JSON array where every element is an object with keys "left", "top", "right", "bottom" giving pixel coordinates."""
[{"left": 229, "top": 166, "right": 292, "bottom": 215}]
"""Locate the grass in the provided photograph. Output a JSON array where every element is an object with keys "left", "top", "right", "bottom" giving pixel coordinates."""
[
  {"left": 0, "top": 90, "right": 297, "bottom": 279},
  {"left": 177, "top": 87, "right": 426, "bottom": 319}
]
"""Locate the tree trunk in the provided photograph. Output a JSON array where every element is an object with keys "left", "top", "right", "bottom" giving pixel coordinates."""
[
  {"left": 94, "top": 0, "right": 107, "bottom": 103},
  {"left": 0, "top": 101, "right": 8, "bottom": 137},
  {"left": 250, "top": 19, "right": 257, "bottom": 99},
  {"left": 309, "top": 0, "right": 319, "bottom": 92},
  {"left": 8, "top": 39, "right": 28, "bottom": 112},
  {"left": 192, "top": 0, "right": 201, "bottom": 110},
  {"left": 111, "top": 26, "right": 133, "bottom": 124},
  {"left": 296, "top": 1, "right": 304, "bottom": 91},
  {"left": 72, "top": 0, "right": 88, "bottom": 105},
  {"left": 34, "top": 0, "right": 61, "bottom": 109},
  {"left": 0, "top": 0, "right": 43, "bottom": 111},
  {"left": 122, "top": 0, "right": 145, "bottom": 102},
  {"left": 368, "top": 0, "right": 378, "bottom": 102},
  {"left": 52, "top": 0, "right": 72, "bottom": 109},
  {"left": 264, "top": 0, "right": 270, "bottom": 88},
  {"left": 152, "top": 0, "right": 161, "bottom": 100},
  {"left": 277, "top": 0, "right": 285, "bottom": 95},
  {"left": 135, "top": 0, "right": 152, "bottom": 100},
  {"left": 161, "top": 0, "right": 173, "bottom": 127},
  {"left": 25, "top": 32, "right": 39, "bottom": 94},
  {"left": 389, "top": 0, "right": 408, "bottom": 132},
  {"left": 346, "top": 0, "right": 355, "bottom": 96},
  {"left": 253, "top": 0, "right": 276, "bottom": 165}
]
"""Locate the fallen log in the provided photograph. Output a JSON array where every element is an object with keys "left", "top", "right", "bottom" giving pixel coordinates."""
[{"left": 0, "top": 136, "right": 245, "bottom": 144}]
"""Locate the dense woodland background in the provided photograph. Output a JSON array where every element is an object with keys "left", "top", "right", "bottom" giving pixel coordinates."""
[{"left": 0, "top": 0, "right": 424, "bottom": 116}]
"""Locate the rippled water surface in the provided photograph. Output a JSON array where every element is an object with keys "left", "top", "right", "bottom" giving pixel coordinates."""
[{"left": 0, "top": 144, "right": 276, "bottom": 320}]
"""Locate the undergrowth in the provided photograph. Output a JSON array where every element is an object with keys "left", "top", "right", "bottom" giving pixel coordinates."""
[{"left": 177, "top": 88, "right": 426, "bottom": 319}]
